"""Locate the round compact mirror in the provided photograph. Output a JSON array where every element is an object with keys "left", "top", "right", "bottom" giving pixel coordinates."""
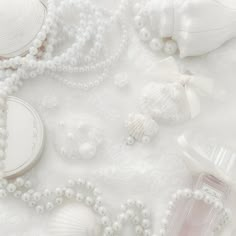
[
  {"left": 0, "top": 0, "right": 46, "bottom": 58},
  {"left": 4, "top": 97, "right": 45, "bottom": 179}
]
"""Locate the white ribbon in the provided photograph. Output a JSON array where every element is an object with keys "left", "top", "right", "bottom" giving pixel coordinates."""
[{"left": 147, "top": 57, "right": 214, "bottom": 118}]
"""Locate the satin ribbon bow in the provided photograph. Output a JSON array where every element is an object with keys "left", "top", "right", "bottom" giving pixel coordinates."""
[{"left": 147, "top": 57, "right": 214, "bottom": 118}]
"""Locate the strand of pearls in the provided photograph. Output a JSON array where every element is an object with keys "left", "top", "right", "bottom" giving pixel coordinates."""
[
  {"left": 0, "top": 0, "right": 129, "bottom": 91},
  {"left": 159, "top": 188, "right": 231, "bottom": 236},
  {"left": 0, "top": 177, "right": 152, "bottom": 236},
  {"left": 0, "top": 177, "right": 231, "bottom": 236},
  {"left": 132, "top": 2, "right": 178, "bottom": 56}
]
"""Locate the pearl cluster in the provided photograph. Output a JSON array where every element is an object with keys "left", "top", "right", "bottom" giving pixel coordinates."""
[
  {"left": 0, "top": 177, "right": 231, "bottom": 236},
  {"left": 158, "top": 188, "right": 231, "bottom": 236},
  {"left": 54, "top": 118, "right": 103, "bottom": 160},
  {"left": 0, "top": 177, "right": 152, "bottom": 236},
  {"left": 0, "top": 0, "right": 129, "bottom": 91},
  {"left": 133, "top": 3, "right": 178, "bottom": 56}
]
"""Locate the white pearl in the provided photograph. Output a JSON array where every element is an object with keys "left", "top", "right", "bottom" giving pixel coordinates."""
[
  {"left": 134, "top": 15, "right": 144, "bottom": 29},
  {"left": 65, "top": 188, "right": 75, "bottom": 198},
  {"left": 15, "top": 178, "right": 25, "bottom": 187},
  {"left": 76, "top": 193, "right": 84, "bottom": 201},
  {"left": 139, "top": 28, "right": 151, "bottom": 41},
  {"left": 55, "top": 187, "right": 63, "bottom": 197},
  {"left": 46, "top": 202, "right": 54, "bottom": 210},
  {"left": 35, "top": 205, "right": 44, "bottom": 214},
  {"left": 55, "top": 197, "right": 63, "bottom": 205},
  {"left": 127, "top": 136, "right": 135, "bottom": 145},
  {"left": 149, "top": 38, "right": 164, "bottom": 51},
  {"left": 21, "top": 193, "right": 31, "bottom": 202},
  {"left": 164, "top": 39, "right": 178, "bottom": 55},
  {"left": 0, "top": 189, "right": 7, "bottom": 198},
  {"left": 33, "top": 192, "right": 42, "bottom": 201}
]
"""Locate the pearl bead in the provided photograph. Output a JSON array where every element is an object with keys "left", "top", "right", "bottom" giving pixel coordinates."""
[
  {"left": 149, "top": 38, "right": 164, "bottom": 51},
  {"left": 46, "top": 202, "right": 54, "bottom": 210},
  {"left": 0, "top": 189, "right": 7, "bottom": 198},
  {"left": 24, "top": 180, "right": 32, "bottom": 189},
  {"left": 127, "top": 136, "right": 135, "bottom": 145},
  {"left": 55, "top": 187, "right": 63, "bottom": 197},
  {"left": 7, "top": 183, "right": 16, "bottom": 193},
  {"left": 21, "top": 193, "right": 31, "bottom": 202},
  {"left": 139, "top": 28, "right": 151, "bottom": 41},
  {"left": 164, "top": 39, "right": 178, "bottom": 55},
  {"left": 35, "top": 205, "right": 44, "bottom": 214},
  {"left": 76, "top": 193, "right": 84, "bottom": 201},
  {"left": 65, "top": 188, "right": 75, "bottom": 198},
  {"left": 55, "top": 197, "right": 63, "bottom": 205},
  {"left": 134, "top": 15, "right": 144, "bottom": 29},
  {"left": 33, "top": 192, "right": 42, "bottom": 201}
]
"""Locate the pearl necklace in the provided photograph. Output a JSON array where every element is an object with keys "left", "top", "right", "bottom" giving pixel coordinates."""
[
  {"left": 0, "top": 0, "right": 129, "bottom": 91},
  {"left": 0, "top": 177, "right": 231, "bottom": 236}
]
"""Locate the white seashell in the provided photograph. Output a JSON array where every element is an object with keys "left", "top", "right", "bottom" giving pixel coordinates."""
[
  {"left": 146, "top": 0, "right": 236, "bottom": 57},
  {"left": 0, "top": 0, "right": 46, "bottom": 58},
  {"left": 48, "top": 203, "right": 101, "bottom": 236},
  {"left": 125, "top": 113, "right": 159, "bottom": 143},
  {"left": 140, "top": 82, "right": 191, "bottom": 124}
]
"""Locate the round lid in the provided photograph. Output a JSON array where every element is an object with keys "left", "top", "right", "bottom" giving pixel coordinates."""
[
  {"left": 4, "top": 97, "right": 45, "bottom": 179},
  {"left": 178, "top": 133, "right": 236, "bottom": 186},
  {"left": 0, "top": 0, "right": 46, "bottom": 58}
]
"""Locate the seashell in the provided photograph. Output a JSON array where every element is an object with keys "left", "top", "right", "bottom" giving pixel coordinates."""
[
  {"left": 140, "top": 82, "right": 191, "bottom": 124},
  {"left": 142, "top": 0, "right": 236, "bottom": 57},
  {"left": 48, "top": 203, "right": 101, "bottom": 236},
  {"left": 125, "top": 113, "right": 159, "bottom": 143},
  {"left": 0, "top": 0, "right": 46, "bottom": 58}
]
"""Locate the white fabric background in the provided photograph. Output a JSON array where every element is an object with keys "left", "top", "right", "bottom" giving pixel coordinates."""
[{"left": 1, "top": 0, "right": 236, "bottom": 235}]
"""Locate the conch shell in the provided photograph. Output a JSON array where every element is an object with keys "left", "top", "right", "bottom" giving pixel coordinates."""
[{"left": 146, "top": 0, "right": 236, "bottom": 57}]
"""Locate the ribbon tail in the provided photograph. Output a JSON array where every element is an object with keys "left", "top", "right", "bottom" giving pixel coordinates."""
[
  {"left": 191, "top": 75, "right": 214, "bottom": 95},
  {"left": 185, "top": 85, "right": 201, "bottom": 118}
]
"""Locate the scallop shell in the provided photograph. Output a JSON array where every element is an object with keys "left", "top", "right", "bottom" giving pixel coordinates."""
[
  {"left": 125, "top": 113, "right": 159, "bottom": 141},
  {"left": 48, "top": 203, "right": 101, "bottom": 236},
  {"left": 146, "top": 0, "right": 236, "bottom": 57},
  {"left": 0, "top": 0, "right": 46, "bottom": 58},
  {"left": 140, "top": 82, "right": 190, "bottom": 124}
]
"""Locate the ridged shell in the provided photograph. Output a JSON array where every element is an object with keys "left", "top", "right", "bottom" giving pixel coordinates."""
[
  {"left": 0, "top": 0, "right": 46, "bottom": 58},
  {"left": 125, "top": 113, "right": 159, "bottom": 141},
  {"left": 140, "top": 82, "right": 190, "bottom": 124},
  {"left": 146, "top": 0, "right": 236, "bottom": 57},
  {"left": 48, "top": 203, "right": 101, "bottom": 236}
]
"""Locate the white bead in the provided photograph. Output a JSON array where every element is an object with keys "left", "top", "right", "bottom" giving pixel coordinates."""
[
  {"left": 24, "top": 180, "right": 32, "bottom": 189},
  {"left": 134, "top": 15, "right": 144, "bottom": 29},
  {"left": 33, "top": 192, "right": 42, "bottom": 201},
  {"left": 149, "top": 38, "right": 164, "bottom": 51},
  {"left": 35, "top": 205, "right": 44, "bottom": 214},
  {"left": 76, "top": 193, "right": 84, "bottom": 201},
  {"left": 55, "top": 197, "right": 63, "bottom": 205},
  {"left": 139, "top": 28, "right": 151, "bottom": 41},
  {"left": 14, "top": 191, "right": 22, "bottom": 198},
  {"left": 101, "top": 216, "right": 110, "bottom": 226},
  {"left": 0, "top": 189, "right": 7, "bottom": 198},
  {"left": 164, "top": 39, "right": 178, "bottom": 55},
  {"left": 85, "top": 196, "right": 94, "bottom": 206},
  {"left": 15, "top": 178, "right": 24, "bottom": 187},
  {"left": 135, "top": 225, "right": 143, "bottom": 235},
  {"left": 65, "top": 188, "right": 75, "bottom": 198},
  {"left": 126, "top": 136, "right": 135, "bottom": 145},
  {"left": 55, "top": 187, "right": 63, "bottom": 197},
  {"left": 7, "top": 183, "right": 16, "bottom": 193},
  {"left": 21, "top": 193, "right": 31, "bottom": 202},
  {"left": 44, "top": 189, "right": 51, "bottom": 197},
  {"left": 46, "top": 202, "right": 54, "bottom": 210}
]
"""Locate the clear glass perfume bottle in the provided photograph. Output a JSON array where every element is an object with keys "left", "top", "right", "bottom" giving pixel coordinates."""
[{"left": 166, "top": 134, "right": 236, "bottom": 236}]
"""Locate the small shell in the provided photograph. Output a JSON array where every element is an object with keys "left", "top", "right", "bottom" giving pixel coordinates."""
[
  {"left": 48, "top": 203, "right": 101, "bottom": 236},
  {"left": 140, "top": 82, "right": 190, "bottom": 124},
  {"left": 125, "top": 113, "right": 159, "bottom": 142}
]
